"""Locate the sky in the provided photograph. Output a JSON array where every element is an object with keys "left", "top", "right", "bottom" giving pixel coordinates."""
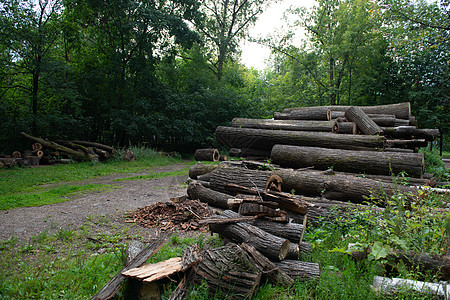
[{"left": 240, "top": 0, "right": 315, "bottom": 70}]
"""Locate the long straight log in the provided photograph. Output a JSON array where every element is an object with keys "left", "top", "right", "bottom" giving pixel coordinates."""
[
  {"left": 271, "top": 145, "right": 425, "bottom": 178},
  {"left": 386, "top": 139, "right": 428, "bottom": 149},
  {"left": 187, "top": 181, "right": 232, "bottom": 209},
  {"left": 381, "top": 126, "right": 439, "bottom": 141},
  {"left": 345, "top": 107, "right": 383, "bottom": 135},
  {"left": 21, "top": 132, "right": 99, "bottom": 162},
  {"left": 210, "top": 167, "right": 274, "bottom": 194},
  {"left": 231, "top": 118, "right": 335, "bottom": 132},
  {"left": 275, "top": 169, "right": 418, "bottom": 203},
  {"left": 288, "top": 107, "right": 330, "bottom": 120},
  {"left": 215, "top": 126, "right": 385, "bottom": 152},
  {"left": 285, "top": 102, "right": 411, "bottom": 119},
  {"left": 209, "top": 210, "right": 291, "bottom": 261},
  {"left": 273, "top": 260, "right": 320, "bottom": 281},
  {"left": 251, "top": 219, "right": 304, "bottom": 243},
  {"left": 195, "top": 148, "right": 220, "bottom": 162},
  {"left": 332, "top": 120, "right": 358, "bottom": 134},
  {"left": 71, "top": 140, "right": 116, "bottom": 154}
]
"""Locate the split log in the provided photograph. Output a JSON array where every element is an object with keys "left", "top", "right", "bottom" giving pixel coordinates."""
[
  {"left": 386, "top": 139, "right": 428, "bottom": 149},
  {"left": 275, "top": 169, "right": 418, "bottom": 203},
  {"left": 91, "top": 234, "right": 168, "bottom": 300},
  {"left": 216, "top": 126, "right": 386, "bottom": 152},
  {"left": 193, "top": 243, "right": 261, "bottom": 299},
  {"left": 286, "top": 102, "right": 410, "bottom": 119},
  {"left": 71, "top": 140, "right": 116, "bottom": 154},
  {"left": 122, "top": 257, "right": 183, "bottom": 282},
  {"left": 187, "top": 181, "right": 232, "bottom": 209},
  {"left": 188, "top": 162, "right": 221, "bottom": 179},
  {"left": 381, "top": 126, "right": 439, "bottom": 141},
  {"left": 273, "top": 260, "right": 320, "bottom": 281},
  {"left": 240, "top": 243, "right": 294, "bottom": 286},
  {"left": 345, "top": 106, "right": 383, "bottom": 135},
  {"left": 21, "top": 132, "right": 98, "bottom": 162},
  {"left": 271, "top": 145, "right": 425, "bottom": 178},
  {"left": 229, "top": 148, "right": 242, "bottom": 157},
  {"left": 231, "top": 118, "right": 335, "bottom": 132},
  {"left": 209, "top": 210, "right": 291, "bottom": 261},
  {"left": 332, "top": 121, "right": 357, "bottom": 134},
  {"left": 195, "top": 148, "right": 220, "bottom": 162}
]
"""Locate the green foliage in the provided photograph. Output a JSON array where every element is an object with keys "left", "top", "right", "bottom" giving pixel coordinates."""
[{"left": 419, "top": 147, "right": 447, "bottom": 177}]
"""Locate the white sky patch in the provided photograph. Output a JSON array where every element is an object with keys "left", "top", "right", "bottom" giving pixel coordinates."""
[{"left": 240, "top": 0, "right": 315, "bottom": 70}]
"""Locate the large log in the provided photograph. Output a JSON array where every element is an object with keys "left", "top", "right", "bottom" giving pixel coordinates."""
[
  {"left": 273, "top": 260, "right": 320, "bottom": 281},
  {"left": 209, "top": 210, "right": 291, "bottom": 261},
  {"left": 71, "top": 140, "right": 116, "bottom": 154},
  {"left": 381, "top": 126, "right": 439, "bottom": 141},
  {"left": 210, "top": 167, "right": 275, "bottom": 194},
  {"left": 285, "top": 102, "right": 411, "bottom": 119},
  {"left": 187, "top": 181, "right": 232, "bottom": 209},
  {"left": 194, "top": 148, "right": 220, "bottom": 162},
  {"left": 271, "top": 145, "right": 425, "bottom": 178},
  {"left": 215, "top": 126, "right": 385, "bottom": 152},
  {"left": 332, "top": 120, "right": 357, "bottom": 134},
  {"left": 284, "top": 107, "right": 330, "bottom": 120},
  {"left": 21, "top": 132, "right": 99, "bottom": 162},
  {"left": 275, "top": 169, "right": 418, "bottom": 203},
  {"left": 231, "top": 118, "right": 335, "bottom": 132},
  {"left": 188, "top": 162, "right": 222, "bottom": 179},
  {"left": 193, "top": 243, "right": 261, "bottom": 299},
  {"left": 273, "top": 112, "right": 290, "bottom": 120},
  {"left": 386, "top": 139, "right": 428, "bottom": 149},
  {"left": 251, "top": 219, "right": 304, "bottom": 243},
  {"left": 345, "top": 106, "right": 383, "bottom": 135}
]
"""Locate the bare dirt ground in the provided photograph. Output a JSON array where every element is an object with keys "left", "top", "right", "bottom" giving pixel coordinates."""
[{"left": 0, "top": 162, "right": 192, "bottom": 242}]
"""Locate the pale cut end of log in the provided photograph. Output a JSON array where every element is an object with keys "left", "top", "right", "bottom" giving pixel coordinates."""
[
  {"left": 12, "top": 151, "right": 21, "bottom": 158},
  {"left": 34, "top": 150, "right": 44, "bottom": 158},
  {"left": 265, "top": 174, "right": 283, "bottom": 192},
  {"left": 32, "top": 142, "right": 43, "bottom": 150},
  {"left": 219, "top": 154, "right": 228, "bottom": 161},
  {"left": 195, "top": 148, "right": 220, "bottom": 162}
]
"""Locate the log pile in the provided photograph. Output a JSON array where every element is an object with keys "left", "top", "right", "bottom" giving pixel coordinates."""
[{"left": 0, "top": 132, "right": 118, "bottom": 168}]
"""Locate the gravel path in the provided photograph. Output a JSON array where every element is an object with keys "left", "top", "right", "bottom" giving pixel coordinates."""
[{"left": 0, "top": 162, "right": 191, "bottom": 242}]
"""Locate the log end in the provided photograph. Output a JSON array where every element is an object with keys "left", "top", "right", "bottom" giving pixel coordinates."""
[{"left": 278, "top": 240, "right": 291, "bottom": 261}]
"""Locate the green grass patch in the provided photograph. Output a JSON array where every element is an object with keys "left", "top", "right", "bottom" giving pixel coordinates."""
[
  {"left": 0, "top": 184, "right": 114, "bottom": 210},
  {"left": 113, "top": 168, "right": 190, "bottom": 182}
]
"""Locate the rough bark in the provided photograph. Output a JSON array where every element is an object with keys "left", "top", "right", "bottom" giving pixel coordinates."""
[
  {"left": 232, "top": 118, "right": 335, "bottom": 132},
  {"left": 193, "top": 243, "right": 261, "bottom": 299},
  {"left": 209, "top": 210, "right": 291, "bottom": 261},
  {"left": 238, "top": 202, "right": 287, "bottom": 220},
  {"left": 195, "top": 148, "right": 220, "bottom": 162},
  {"left": 381, "top": 126, "right": 439, "bottom": 141},
  {"left": 273, "top": 260, "right": 320, "bottom": 281},
  {"left": 288, "top": 107, "right": 330, "bottom": 120},
  {"left": 71, "top": 140, "right": 116, "bottom": 154},
  {"left": 273, "top": 112, "right": 290, "bottom": 120},
  {"left": 210, "top": 167, "right": 274, "bottom": 194},
  {"left": 345, "top": 106, "right": 383, "bottom": 135},
  {"left": 215, "top": 126, "right": 385, "bottom": 152},
  {"left": 187, "top": 181, "right": 232, "bottom": 209},
  {"left": 271, "top": 145, "right": 425, "bottom": 178},
  {"left": 275, "top": 169, "right": 418, "bottom": 204},
  {"left": 386, "top": 139, "right": 428, "bottom": 149},
  {"left": 251, "top": 219, "right": 304, "bottom": 243},
  {"left": 332, "top": 120, "right": 358, "bottom": 134},
  {"left": 189, "top": 162, "right": 222, "bottom": 179}
]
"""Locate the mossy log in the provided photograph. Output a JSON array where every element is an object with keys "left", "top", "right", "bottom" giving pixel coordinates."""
[
  {"left": 231, "top": 118, "right": 335, "bottom": 132},
  {"left": 382, "top": 126, "right": 439, "bottom": 141},
  {"left": 215, "top": 126, "right": 385, "bottom": 152},
  {"left": 271, "top": 145, "right": 425, "bottom": 178}
]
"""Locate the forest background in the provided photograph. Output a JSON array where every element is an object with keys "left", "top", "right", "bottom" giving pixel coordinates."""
[{"left": 1, "top": 0, "right": 448, "bottom": 154}]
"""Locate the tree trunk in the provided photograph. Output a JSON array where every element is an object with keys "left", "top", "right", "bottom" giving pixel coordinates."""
[
  {"left": 189, "top": 163, "right": 222, "bottom": 179},
  {"left": 271, "top": 145, "right": 425, "bottom": 178},
  {"left": 275, "top": 169, "right": 418, "bottom": 204},
  {"left": 345, "top": 106, "right": 383, "bottom": 135},
  {"left": 273, "top": 112, "right": 291, "bottom": 120},
  {"left": 381, "top": 126, "right": 439, "bottom": 141},
  {"left": 332, "top": 120, "right": 357, "bottom": 134},
  {"left": 287, "top": 107, "right": 331, "bottom": 120},
  {"left": 210, "top": 167, "right": 275, "bottom": 194},
  {"left": 209, "top": 210, "right": 291, "bottom": 261},
  {"left": 193, "top": 243, "right": 261, "bottom": 299},
  {"left": 273, "top": 260, "right": 320, "bottom": 281},
  {"left": 386, "top": 139, "right": 428, "bottom": 149},
  {"left": 194, "top": 148, "right": 220, "bottom": 162},
  {"left": 215, "top": 126, "right": 385, "bottom": 152},
  {"left": 187, "top": 181, "right": 232, "bottom": 209},
  {"left": 71, "top": 141, "right": 116, "bottom": 154},
  {"left": 231, "top": 118, "right": 335, "bottom": 132}
]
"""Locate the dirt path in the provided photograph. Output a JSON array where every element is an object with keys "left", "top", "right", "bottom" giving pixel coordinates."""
[{"left": 0, "top": 162, "right": 191, "bottom": 242}]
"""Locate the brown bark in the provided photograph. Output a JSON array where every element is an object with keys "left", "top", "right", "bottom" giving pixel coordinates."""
[
  {"left": 215, "top": 126, "right": 386, "bottom": 152},
  {"left": 187, "top": 181, "right": 232, "bottom": 209},
  {"left": 251, "top": 219, "right": 304, "bottom": 243},
  {"left": 381, "top": 126, "right": 439, "bottom": 141},
  {"left": 273, "top": 112, "right": 290, "bottom": 120},
  {"left": 193, "top": 243, "right": 261, "bottom": 299},
  {"left": 273, "top": 260, "right": 320, "bottom": 281},
  {"left": 210, "top": 167, "right": 274, "bottom": 194},
  {"left": 232, "top": 118, "right": 335, "bottom": 132},
  {"left": 386, "top": 139, "right": 428, "bottom": 149},
  {"left": 345, "top": 107, "right": 383, "bottom": 135},
  {"left": 209, "top": 210, "right": 291, "bottom": 261},
  {"left": 195, "top": 148, "right": 220, "bottom": 162},
  {"left": 188, "top": 162, "right": 222, "bottom": 179},
  {"left": 21, "top": 132, "right": 98, "bottom": 162},
  {"left": 271, "top": 145, "right": 425, "bottom": 178},
  {"left": 332, "top": 120, "right": 357, "bottom": 134},
  {"left": 71, "top": 141, "right": 116, "bottom": 154},
  {"left": 275, "top": 169, "right": 418, "bottom": 204}
]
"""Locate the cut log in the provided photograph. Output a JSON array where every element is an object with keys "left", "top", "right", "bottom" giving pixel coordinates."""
[
  {"left": 381, "top": 126, "right": 439, "bottom": 141},
  {"left": 188, "top": 162, "right": 221, "bottom": 179},
  {"left": 345, "top": 106, "right": 383, "bottom": 135},
  {"left": 197, "top": 173, "right": 211, "bottom": 182},
  {"left": 231, "top": 118, "right": 335, "bottom": 132},
  {"left": 195, "top": 148, "right": 220, "bottom": 162},
  {"left": 187, "top": 181, "right": 231, "bottom": 209},
  {"left": 91, "top": 234, "right": 168, "bottom": 300},
  {"left": 383, "top": 148, "right": 414, "bottom": 153},
  {"left": 273, "top": 112, "right": 291, "bottom": 120},
  {"left": 372, "top": 276, "right": 450, "bottom": 298},
  {"left": 369, "top": 115, "right": 397, "bottom": 127},
  {"left": 271, "top": 145, "right": 425, "bottom": 178},
  {"left": 285, "top": 242, "right": 313, "bottom": 259},
  {"left": 251, "top": 219, "right": 304, "bottom": 243},
  {"left": 395, "top": 119, "right": 411, "bottom": 126},
  {"left": 238, "top": 202, "right": 287, "bottom": 220},
  {"left": 209, "top": 210, "right": 291, "bottom": 261},
  {"left": 21, "top": 132, "right": 99, "bottom": 162},
  {"left": 0, "top": 158, "right": 19, "bottom": 168},
  {"left": 216, "top": 126, "right": 385, "bottom": 152},
  {"left": 71, "top": 140, "right": 116, "bottom": 154},
  {"left": 199, "top": 215, "right": 258, "bottom": 225},
  {"left": 386, "top": 139, "right": 428, "bottom": 149},
  {"left": 229, "top": 148, "right": 242, "bottom": 157},
  {"left": 93, "top": 148, "right": 111, "bottom": 160},
  {"left": 273, "top": 260, "right": 320, "bottom": 281},
  {"left": 193, "top": 243, "right": 261, "bottom": 299},
  {"left": 240, "top": 243, "right": 294, "bottom": 286},
  {"left": 287, "top": 102, "right": 411, "bottom": 119},
  {"left": 32, "top": 150, "right": 44, "bottom": 158},
  {"left": 332, "top": 121, "right": 357, "bottom": 134},
  {"left": 275, "top": 169, "right": 418, "bottom": 203},
  {"left": 266, "top": 174, "right": 282, "bottom": 192},
  {"left": 288, "top": 107, "right": 332, "bottom": 120},
  {"left": 210, "top": 167, "right": 274, "bottom": 194}
]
